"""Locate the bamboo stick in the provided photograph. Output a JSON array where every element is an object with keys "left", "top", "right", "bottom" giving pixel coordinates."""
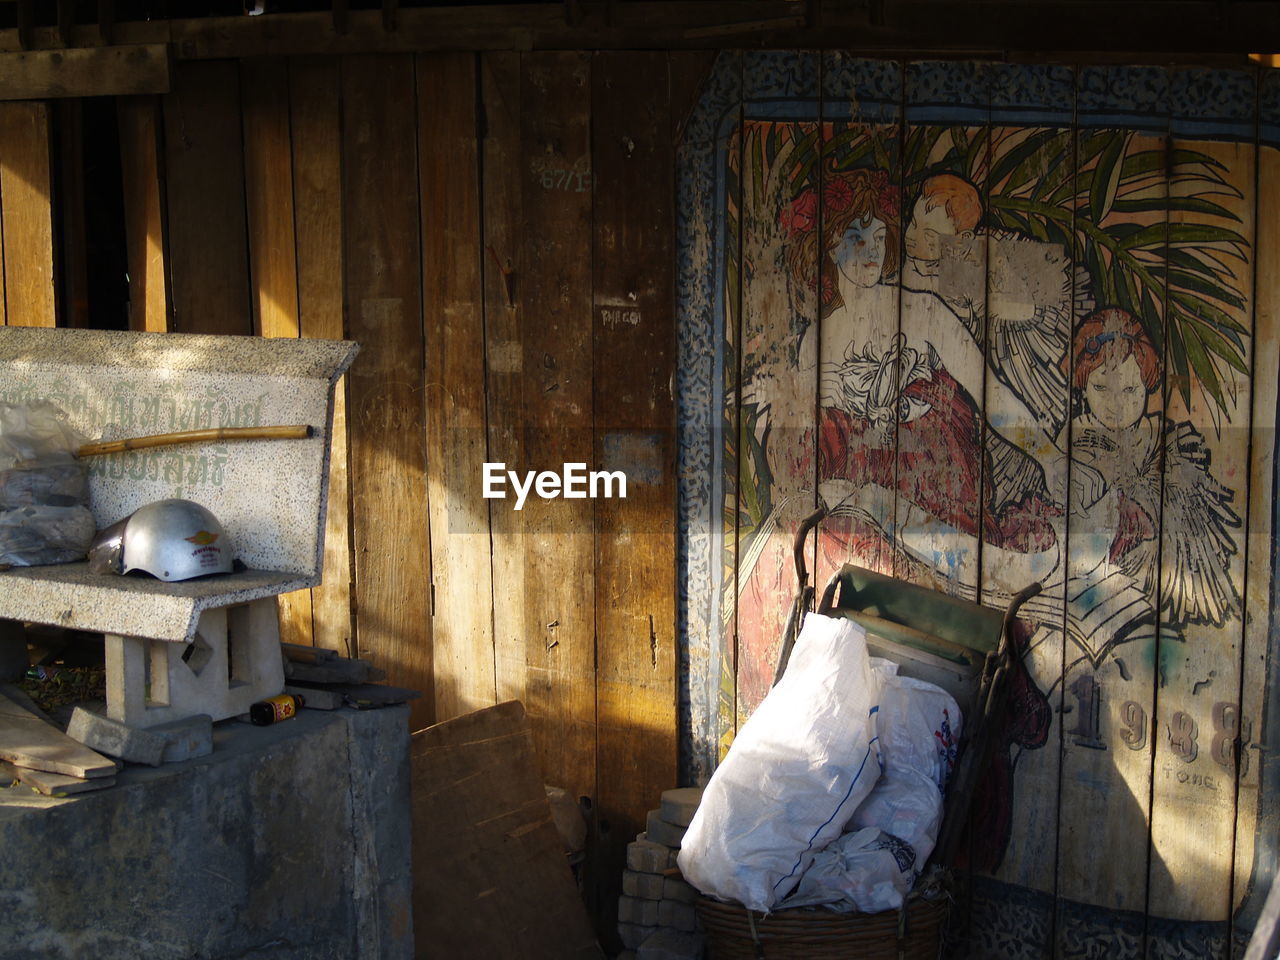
[{"left": 77, "top": 424, "right": 313, "bottom": 457}]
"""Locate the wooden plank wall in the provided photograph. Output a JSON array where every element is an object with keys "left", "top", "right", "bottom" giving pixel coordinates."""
[
  {"left": 88, "top": 53, "right": 687, "bottom": 945},
  {"left": 696, "top": 54, "right": 1277, "bottom": 958}
]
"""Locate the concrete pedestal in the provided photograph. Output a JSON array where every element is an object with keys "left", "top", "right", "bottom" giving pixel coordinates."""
[{"left": 0, "top": 706, "right": 413, "bottom": 960}]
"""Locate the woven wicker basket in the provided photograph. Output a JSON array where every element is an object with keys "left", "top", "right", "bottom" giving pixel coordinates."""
[{"left": 696, "top": 894, "right": 948, "bottom": 960}]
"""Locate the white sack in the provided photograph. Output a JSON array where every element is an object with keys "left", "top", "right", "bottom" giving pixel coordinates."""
[
  {"left": 677, "top": 613, "right": 883, "bottom": 912},
  {"left": 848, "top": 663, "right": 962, "bottom": 869},
  {"left": 777, "top": 826, "right": 917, "bottom": 914}
]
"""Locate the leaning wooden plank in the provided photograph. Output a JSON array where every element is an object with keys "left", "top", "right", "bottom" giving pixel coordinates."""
[
  {"left": 342, "top": 54, "right": 433, "bottom": 729},
  {"left": 0, "top": 45, "right": 168, "bottom": 101},
  {"left": 418, "top": 51, "right": 497, "bottom": 722},
  {"left": 410, "top": 700, "right": 604, "bottom": 960},
  {"left": 3, "top": 761, "right": 116, "bottom": 797},
  {"left": 0, "top": 101, "right": 56, "bottom": 327},
  {"left": 0, "top": 691, "right": 116, "bottom": 779}
]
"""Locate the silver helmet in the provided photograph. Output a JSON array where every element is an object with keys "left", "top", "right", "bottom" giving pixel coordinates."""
[{"left": 89, "top": 499, "right": 235, "bottom": 582}]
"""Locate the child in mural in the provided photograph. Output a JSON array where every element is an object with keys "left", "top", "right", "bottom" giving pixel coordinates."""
[
  {"left": 901, "top": 172, "right": 1082, "bottom": 443},
  {"left": 1062, "top": 306, "right": 1241, "bottom": 666}
]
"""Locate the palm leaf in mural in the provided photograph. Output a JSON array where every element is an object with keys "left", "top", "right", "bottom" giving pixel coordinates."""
[
  {"left": 884, "top": 125, "right": 1249, "bottom": 417},
  {"left": 983, "top": 130, "right": 1248, "bottom": 417}
]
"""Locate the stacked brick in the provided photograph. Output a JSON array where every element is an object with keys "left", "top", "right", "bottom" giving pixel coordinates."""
[{"left": 616, "top": 787, "right": 705, "bottom": 960}]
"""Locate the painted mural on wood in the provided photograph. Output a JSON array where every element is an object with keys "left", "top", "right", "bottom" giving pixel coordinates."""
[{"left": 677, "top": 54, "right": 1276, "bottom": 956}]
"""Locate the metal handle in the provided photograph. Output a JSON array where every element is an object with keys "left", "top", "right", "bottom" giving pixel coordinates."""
[{"left": 792, "top": 505, "right": 827, "bottom": 592}]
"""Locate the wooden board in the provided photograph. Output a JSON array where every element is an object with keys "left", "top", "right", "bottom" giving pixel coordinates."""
[
  {"left": 342, "top": 54, "right": 433, "bottom": 730},
  {"left": 590, "top": 48, "right": 679, "bottom": 946},
  {"left": 480, "top": 50, "right": 531, "bottom": 751},
  {"left": 241, "top": 55, "right": 313, "bottom": 650},
  {"left": 508, "top": 46, "right": 598, "bottom": 832},
  {"left": 975, "top": 64, "right": 1076, "bottom": 955},
  {"left": 895, "top": 61, "right": 990, "bottom": 596},
  {"left": 0, "top": 691, "right": 116, "bottom": 779},
  {"left": 162, "top": 60, "right": 252, "bottom": 336},
  {"left": 117, "top": 95, "right": 169, "bottom": 333},
  {"left": 1145, "top": 68, "right": 1255, "bottom": 957},
  {"left": 289, "top": 55, "right": 352, "bottom": 657},
  {"left": 409, "top": 700, "right": 603, "bottom": 960},
  {"left": 3, "top": 761, "right": 116, "bottom": 797},
  {"left": 1236, "top": 74, "right": 1280, "bottom": 951},
  {"left": 1054, "top": 66, "right": 1168, "bottom": 956},
  {"left": 0, "top": 44, "right": 169, "bottom": 101},
  {"left": 0, "top": 101, "right": 55, "bottom": 327},
  {"left": 814, "top": 55, "right": 903, "bottom": 589},
  {"left": 731, "top": 51, "right": 819, "bottom": 732},
  {"left": 418, "top": 51, "right": 497, "bottom": 722}
]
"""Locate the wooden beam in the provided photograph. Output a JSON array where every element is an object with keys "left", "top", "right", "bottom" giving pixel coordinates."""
[
  {"left": 0, "top": 45, "right": 169, "bottom": 102},
  {"left": 0, "top": 3, "right": 1268, "bottom": 58}
]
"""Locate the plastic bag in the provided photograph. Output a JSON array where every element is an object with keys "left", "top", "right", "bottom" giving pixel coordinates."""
[
  {"left": 0, "top": 401, "right": 93, "bottom": 566},
  {"left": 840, "top": 662, "right": 963, "bottom": 896},
  {"left": 776, "top": 826, "right": 917, "bottom": 913},
  {"left": 0, "top": 504, "right": 97, "bottom": 566},
  {"left": 0, "top": 401, "right": 87, "bottom": 468},
  {"left": 677, "top": 613, "right": 883, "bottom": 912}
]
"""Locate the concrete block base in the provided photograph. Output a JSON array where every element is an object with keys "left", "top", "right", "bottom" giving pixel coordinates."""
[{"left": 0, "top": 705, "right": 412, "bottom": 960}]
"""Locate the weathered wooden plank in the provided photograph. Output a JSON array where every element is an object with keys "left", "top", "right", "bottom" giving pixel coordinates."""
[
  {"left": 973, "top": 63, "right": 1075, "bottom": 956},
  {"left": 0, "top": 101, "right": 56, "bottom": 328},
  {"left": 480, "top": 50, "right": 529, "bottom": 746},
  {"left": 1054, "top": 65, "right": 1169, "bottom": 958},
  {"left": 508, "top": 47, "right": 597, "bottom": 821},
  {"left": 0, "top": 691, "right": 116, "bottom": 779},
  {"left": 1235, "top": 72, "right": 1280, "bottom": 955},
  {"left": 409, "top": 701, "right": 603, "bottom": 960},
  {"left": 1145, "top": 68, "right": 1255, "bottom": 958},
  {"left": 814, "top": 55, "right": 902, "bottom": 588},
  {"left": 162, "top": 60, "right": 252, "bottom": 336},
  {"left": 591, "top": 48, "right": 678, "bottom": 946},
  {"left": 117, "top": 95, "right": 170, "bottom": 333},
  {"left": 0, "top": 44, "right": 169, "bottom": 101},
  {"left": 289, "top": 56, "right": 351, "bottom": 656},
  {"left": 895, "top": 61, "right": 990, "bottom": 596},
  {"left": 241, "top": 55, "right": 312, "bottom": 649},
  {"left": 417, "top": 51, "right": 496, "bottom": 722},
  {"left": 341, "top": 54, "right": 433, "bottom": 730},
  {"left": 731, "top": 51, "right": 819, "bottom": 733}
]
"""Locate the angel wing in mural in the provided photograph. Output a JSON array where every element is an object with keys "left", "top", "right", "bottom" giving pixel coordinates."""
[
  {"left": 1112, "top": 419, "right": 1242, "bottom": 629},
  {"left": 903, "top": 227, "right": 1091, "bottom": 443}
]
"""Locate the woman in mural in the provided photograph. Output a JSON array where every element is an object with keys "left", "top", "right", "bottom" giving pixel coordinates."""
[
  {"left": 783, "top": 166, "right": 1061, "bottom": 581},
  {"left": 1062, "top": 307, "right": 1241, "bottom": 663}
]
